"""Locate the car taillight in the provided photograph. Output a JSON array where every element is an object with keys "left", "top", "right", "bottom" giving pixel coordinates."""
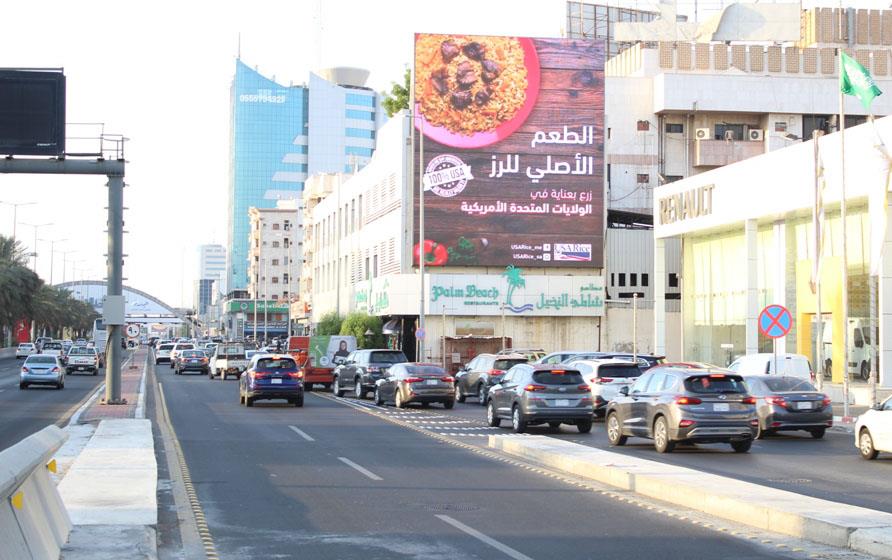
[
  {"left": 254, "top": 371, "right": 268, "bottom": 380},
  {"left": 201, "top": 358, "right": 208, "bottom": 363},
  {"left": 751, "top": 419, "right": 760, "bottom": 426},
  {"left": 404, "top": 377, "right": 424, "bottom": 384},
  {"left": 489, "top": 369, "right": 504, "bottom": 376},
  {"left": 524, "top": 384, "right": 547, "bottom": 392},
  {"left": 577, "top": 384, "right": 590, "bottom": 391},
  {"left": 593, "top": 377, "right": 614, "bottom": 384},
  {"left": 674, "top": 396, "right": 702, "bottom": 405},
  {"left": 289, "top": 371, "right": 304, "bottom": 379},
  {"left": 441, "top": 376, "right": 454, "bottom": 383},
  {"left": 821, "top": 396, "right": 832, "bottom": 407},
  {"left": 765, "top": 396, "right": 787, "bottom": 408},
  {"left": 21, "top": 367, "right": 29, "bottom": 373},
  {"left": 810, "top": 371, "right": 816, "bottom": 382},
  {"left": 741, "top": 396, "right": 757, "bottom": 405},
  {"left": 678, "top": 419, "right": 696, "bottom": 428},
  {"left": 51, "top": 367, "right": 60, "bottom": 373}
]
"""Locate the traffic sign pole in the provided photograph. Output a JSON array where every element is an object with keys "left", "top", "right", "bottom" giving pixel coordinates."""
[{"left": 758, "top": 305, "right": 793, "bottom": 375}]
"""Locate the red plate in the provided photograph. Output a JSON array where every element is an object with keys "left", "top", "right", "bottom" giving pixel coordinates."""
[{"left": 415, "top": 37, "right": 540, "bottom": 149}]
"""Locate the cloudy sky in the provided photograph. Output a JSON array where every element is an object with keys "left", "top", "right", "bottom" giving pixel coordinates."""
[{"left": 0, "top": 0, "right": 867, "bottom": 307}]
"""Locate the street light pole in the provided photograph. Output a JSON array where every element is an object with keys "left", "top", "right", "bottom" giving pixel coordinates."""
[
  {"left": 0, "top": 201, "right": 36, "bottom": 242},
  {"left": 22, "top": 222, "right": 53, "bottom": 272},
  {"left": 40, "top": 238, "right": 67, "bottom": 285}
]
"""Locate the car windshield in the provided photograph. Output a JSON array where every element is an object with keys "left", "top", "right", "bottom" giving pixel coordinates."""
[
  {"left": 494, "top": 358, "right": 527, "bottom": 371},
  {"left": 760, "top": 377, "right": 817, "bottom": 392},
  {"left": 44, "top": 343, "right": 62, "bottom": 349},
  {"left": 533, "top": 370, "right": 584, "bottom": 385},
  {"left": 177, "top": 344, "right": 195, "bottom": 350},
  {"left": 27, "top": 356, "right": 56, "bottom": 364},
  {"left": 220, "top": 345, "right": 245, "bottom": 355},
  {"left": 69, "top": 347, "right": 92, "bottom": 355},
  {"left": 159, "top": 344, "right": 174, "bottom": 350},
  {"left": 597, "top": 364, "right": 641, "bottom": 378},
  {"left": 684, "top": 374, "right": 747, "bottom": 394},
  {"left": 369, "top": 351, "right": 407, "bottom": 364},
  {"left": 405, "top": 365, "right": 445, "bottom": 376},
  {"left": 182, "top": 351, "right": 204, "bottom": 358},
  {"left": 18, "top": 344, "right": 32, "bottom": 348},
  {"left": 256, "top": 358, "right": 296, "bottom": 371}
]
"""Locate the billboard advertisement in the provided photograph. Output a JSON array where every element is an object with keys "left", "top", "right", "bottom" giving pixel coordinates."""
[
  {"left": 309, "top": 335, "right": 357, "bottom": 368},
  {"left": 413, "top": 34, "right": 604, "bottom": 268}
]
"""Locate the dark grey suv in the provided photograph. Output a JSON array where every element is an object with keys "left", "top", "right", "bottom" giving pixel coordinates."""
[
  {"left": 486, "top": 364, "right": 594, "bottom": 434},
  {"left": 605, "top": 367, "right": 758, "bottom": 453},
  {"left": 455, "top": 353, "right": 528, "bottom": 406},
  {"left": 332, "top": 349, "right": 408, "bottom": 399}
]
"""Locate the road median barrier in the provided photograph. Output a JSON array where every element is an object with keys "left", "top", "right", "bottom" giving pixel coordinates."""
[
  {"left": 488, "top": 435, "right": 892, "bottom": 558},
  {"left": 0, "top": 425, "right": 72, "bottom": 560}
]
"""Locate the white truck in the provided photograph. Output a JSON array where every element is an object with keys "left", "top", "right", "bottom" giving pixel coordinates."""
[
  {"left": 822, "top": 318, "right": 874, "bottom": 380},
  {"left": 210, "top": 342, "right": 250, "bottom": 380}
]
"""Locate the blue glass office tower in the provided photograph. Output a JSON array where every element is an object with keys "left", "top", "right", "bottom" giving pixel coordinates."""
[{"left": 227, "top": 60, "right": 379, "bottom": 292}]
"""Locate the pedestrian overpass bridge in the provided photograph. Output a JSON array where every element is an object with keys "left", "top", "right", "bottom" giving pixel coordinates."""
[{"left": 56, "top": 280, "right": 186, "bottom": 325}]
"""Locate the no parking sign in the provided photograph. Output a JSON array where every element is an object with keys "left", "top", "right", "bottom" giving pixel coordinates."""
[{"left": 758, "top": 305, "right": 792, "bottom": 339}]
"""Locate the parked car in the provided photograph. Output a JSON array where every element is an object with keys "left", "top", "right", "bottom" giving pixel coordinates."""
[
  {"left": 20, "top": 355, "right": 65, "bottom": 390},
  {"left": 65, "top": 346, "right": 99, "bottom": 375},
  {"left": 486, "top": 364, "right": 594, "bottom": 434},
  {"left": 15, "top": 343, "right": 36, "bottom": 359},
  {"left": 566, "top": 359, "right": 642, "bottom": 418},
  {"left": 855, "top": 395, "right": 892, "bottom": 460},
  {"left": 155, "top": 343, "right": 175, "bottom": 364},
  {"left": 743, "top": 375, "right": 832, "bottom": 439},
  {"left": 605, "top": 367, "right": 758, "bottom": 453},
  {"left": 561, "top": 352, "right": 663, "bottom": 370},
  {"left": 455, "top": 353, "right": 529, "bottom": 406},
  {"left": 728, "top": 353, "right": 814, "bottom": 381},
  {"left": 332, "top": 349, "right": 408, "bottom": 399},
  {"left": 536, "top": 351, "right": 596, "bottom": 365},
  {"left": 374, "top": 363, "right": 455, "bottom": 409},
  {"left": 174, "top": 349, "right": 210, "bottom": 375},
  {"left": 497, "top": 348, "right": 546, "bottom": 362},
  {"left": 40, "top": 341, "right": 64, "bottom": 358},
  {"left": 239, "top": 354, "right": 304, "bottom": 407},
  {"left": 169, "top": 342, "right": 196, "bottom": 368}
]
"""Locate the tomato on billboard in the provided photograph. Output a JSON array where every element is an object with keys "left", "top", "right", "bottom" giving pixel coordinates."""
[{"left": 413, "top": 33, "right": 605, "bottom": 268}]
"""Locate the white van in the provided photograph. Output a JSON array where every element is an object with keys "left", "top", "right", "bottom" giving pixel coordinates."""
[
  {"left": 821, "top": 318, "right": 873, "bottom": 380},
  {"left": 727, "top": 353, "right": 814, "bottom": 381}
]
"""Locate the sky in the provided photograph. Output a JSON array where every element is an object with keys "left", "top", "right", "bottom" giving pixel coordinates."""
[{"left": 0, "top": 0, "right": 881, "bottom": 308}]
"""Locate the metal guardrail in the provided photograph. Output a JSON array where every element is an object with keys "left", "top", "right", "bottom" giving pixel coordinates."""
[{"left": 0, "top": 425, "right": 71, "bottom": 560}]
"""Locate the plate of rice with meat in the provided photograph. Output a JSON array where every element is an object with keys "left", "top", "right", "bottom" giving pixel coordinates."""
[{"left": 414, "top": 34, "right": 540, "bottom": 148}]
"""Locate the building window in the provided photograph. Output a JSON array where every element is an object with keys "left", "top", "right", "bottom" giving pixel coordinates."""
[
  {"left": 345, "top": 146, "right": 374, "bottom": 157},
  {"left": 272, "top": 259, "right": 279, "bottom": 266},
  {"left": 636, "top": 120, "right": 650, "bottom": 131},
  {"left": 665, "top": 123, "right": 684, "bottom": 134},
  {"left": 272, "top": 241, "right": 280, "bottom": 248},
  {"left": 346, "top": 109, "right": 375, "bottom": 120},
  {"left": 284, "top": 238, "right": 290, "bottom": 248},
  {"left": 283, "top": 273, "right": 289, "bottom": 283},
  {"left": 610, "top": 273, "right": 615, "bottom": 286},
  {"left": 665, "top": 175, "right": 683, "bottom": 183},
  {"left": 272, "top": 223, "right": 280, "bottom": 230},
  {"left": 774, "top": 121, "right": 788, "bottom": 133},
  {"left": 630, "top": 273, "right": 638, "bottom": 287},
  {"left": 346, "top": 93, "right": 375, "bottom": 107},
  {"left": 618, "top": 273, "right": 626, "bottom": 287},
  {"left": 346, "top": 128, "right": 375, "bottom": 139},
  {"left": 271, "top": 276, "right": 278, "bottom": 284},
  {"left": 373, "top": 254, "right": 378, "bottom": 277},
  {"left": 636, "top": 174, "right": 649, "bottom": 184},
  {"left": 641, "top": 273, "right": 649, "bottom": 287},
  {"left": 715, "top": 124, "right": 745, "bottom": 141},
  {"left": 669, "top": 273, "right": 679, "bottom": 288}
]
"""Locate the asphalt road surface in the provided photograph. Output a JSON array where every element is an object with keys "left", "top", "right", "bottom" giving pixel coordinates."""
[{"left": 156, "top": 362, "right": 806, "bottom": 560}]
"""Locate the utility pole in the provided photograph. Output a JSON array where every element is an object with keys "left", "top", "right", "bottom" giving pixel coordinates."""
[
  {"left": 0, "top": 200, "right": 36, "bottom": 242},
  {"left": 23, "top": 221, "right": 53, "bottom": 272},
  {"left": 40, "top": 237, "right": 67, "bottom": 285}
]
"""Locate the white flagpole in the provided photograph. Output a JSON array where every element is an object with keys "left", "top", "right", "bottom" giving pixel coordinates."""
[
  {"left": 839, "top": 48, "right": 851, "bottom": 420},
  {"left": 813, "top": 130, "right": 824, "bottom": 392}
]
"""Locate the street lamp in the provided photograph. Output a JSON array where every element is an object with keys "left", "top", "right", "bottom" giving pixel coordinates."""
[
  {"left": 21, "top": 222, "right": 53, "bottom": 272},
  {"left": 39, "top": 237, "right": 67, "bottom": 285},
  {"left": 59, "top": 250, "right": 77, "bottom": 283},
  {"left": 0, "top": 200, "right": 36, "bottom": 242}
]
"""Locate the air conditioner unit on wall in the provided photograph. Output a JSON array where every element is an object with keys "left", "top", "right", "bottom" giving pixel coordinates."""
[
  {"left": 748, "top": 129, "right": 765, "bottom": 141},
  {"left": 695, "top": 128, "right": 709, "bottom": 140}
]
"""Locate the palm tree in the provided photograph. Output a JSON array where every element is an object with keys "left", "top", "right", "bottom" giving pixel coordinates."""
[
  {"left": 501, "top": 265, "right": 526, "bottom": 306},
  {"left": 0, "top": 235, "right": 29, "bottom": 266}
]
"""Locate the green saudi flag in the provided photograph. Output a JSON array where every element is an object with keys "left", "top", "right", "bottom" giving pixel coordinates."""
[{"left": 840, "top": 50, "right": 882, "bottom": 111}]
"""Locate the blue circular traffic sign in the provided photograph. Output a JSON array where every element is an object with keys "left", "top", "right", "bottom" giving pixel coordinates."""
[{"left": 758, "top": 304, "right": 792, "bottom": 339}]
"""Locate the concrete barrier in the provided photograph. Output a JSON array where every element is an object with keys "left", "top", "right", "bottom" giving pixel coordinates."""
[
  {"left": 0, "top": 348, "right": 16, "bottom": 359},
  {"left": 0, "top": 425, "right": 72, "bottom": 560},
  {"left": 488, "top": 435, "right": 892, "bottom": 558}
]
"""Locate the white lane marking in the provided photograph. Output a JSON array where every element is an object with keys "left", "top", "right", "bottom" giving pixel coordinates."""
[
  {"left": 288, "top": 425, "right": 315, "bottom": 442},
  {"left": 436, "top": 514, "right": 535, "bottom": 560},
  {"left": 337, "top": 456, "right": 382, "bottom": 481}
]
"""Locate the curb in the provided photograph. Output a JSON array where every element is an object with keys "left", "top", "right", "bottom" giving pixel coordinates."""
[{"left": 488, "top": 435, "right": 892, "bottom": 558}]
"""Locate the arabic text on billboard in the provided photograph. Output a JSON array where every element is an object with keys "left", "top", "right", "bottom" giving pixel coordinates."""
[{"left": 413, "top": 34, "right": 605, "bottom": 268}]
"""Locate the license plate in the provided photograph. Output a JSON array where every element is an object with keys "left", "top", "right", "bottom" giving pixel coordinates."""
[
  {"left": 271, "top": 378, "right": 282, "bottom": 384},
  {"left": 77, "top": 367, "right": 85, "bottom": 371},
  {"left": 190, "top": 360, "right": 198, "bottom": 363},
  {"left": 555, "top": 399, "right": 570, "bottom": 407},
  {"left": 797, "top": 401, "right": 813, "bottom": 410},
  {"left": 713, "top": 403, "right": 730, "bottom": 412},
  {"left": 425, "top": 379, "right": 438, "bottom": 385}
]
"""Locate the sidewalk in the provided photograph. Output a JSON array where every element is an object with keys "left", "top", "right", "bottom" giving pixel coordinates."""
[{"left": 54, "top": 347, "right": 157, "bottom": 560}]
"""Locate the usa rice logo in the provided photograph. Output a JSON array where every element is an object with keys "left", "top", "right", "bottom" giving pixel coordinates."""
[
  {"left": 554, "top": 244, "right": 592, "bottom": 262},
  {"left": 423, "top": 154, "right": 474, "bottom": 198}
]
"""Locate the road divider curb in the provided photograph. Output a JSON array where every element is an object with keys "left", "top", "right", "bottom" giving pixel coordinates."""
[{"left": 487, "top": 435, "right": 892, "bottom": 558}]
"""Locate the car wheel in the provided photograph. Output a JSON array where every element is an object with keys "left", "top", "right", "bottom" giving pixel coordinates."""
[
  {"left": 731, "top": 439, "right": 752, "bottom": 453},
  {"left": 477, "top": 384, "right": 487, "bottom": 406},
  {"left": 577, "top": 419, "right": 593, "bottom": 434},
  {"left": 861, "top": 362, "right": 870, "bottom": 381},
  {"left": 333, "top": 377, "right": 346, "bottom": 397},
  {"left": 304, "top": 384, "right": 314, "bottom": 393},
  {"left": 154, "top": 359, "right": 159, "bottom": 365},
  {"left": 486, "top": 401, "right": 501, "bottom": 427},
  {"left": 421, "top": 402, "right": 430, "bottom": 408},
  {"left": 810, "top": 427, "right": 826, "bottom": 439},
  {"left": 19, "top": 383, "right": 26, "bottom": 390},
  {"left": 653, "top": 416, "right": 674, "bottom": 453},
  {"left": 57, "top": 382, "right": 64, "bottom": 390},
  {"left": 354, "top": 379, "right": 365, "bottom": 399},
  {"left": 606, "top": 412, "right": 627, "bottom": 446},
  {"left": 859, "top": 428, "right": 879, "bottom": 460},
  {"left": 245, "top": 396, "right": 254, "bottom": 407},
  {"left": 455, "top": 383, "right": 466, "bottom": 403},
  {"left": 295, "top": 395, "right": 304, "bottom": 407},
  {"left": 395, "top": 389, "right": 405, "bottom": 409},
  {"left": 92, "top": 370, "right": 98, "bottom": 376},
  {"left": 755, "top": 421, "right": 768, "bottom": 440},
  {"left": 511, "top": 406, "right": 527, "bottom": 434},
  {"left": 239, "top": 391, "right": 245, "bottom": 405},
  {"left": 548, "top": 421, "right": 562, "bottom": 430},
  {"left": 443, "top": 400, "right": 455, "bottom": 409},
  {"left": 374, "top": 387, "right": 385, "bottom": 406},
  {"left": 209, "top": 370, "right": 215, "bottom": 380}
]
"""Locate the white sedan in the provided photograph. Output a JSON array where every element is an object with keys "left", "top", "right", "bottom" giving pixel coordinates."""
[
  {"left": 855, "top": 396, "right": 892, "bottom": 460},
  {"left": 16, "top": 343, "right": 36, "bottom": 359}
]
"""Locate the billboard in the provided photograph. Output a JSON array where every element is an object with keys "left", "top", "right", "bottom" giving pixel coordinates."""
[
  {"left": 413, "top": 34, "right": 604, "bottom": 268},
  {"left": 0, "top": 70, "right": 66, "bottom": 156}
]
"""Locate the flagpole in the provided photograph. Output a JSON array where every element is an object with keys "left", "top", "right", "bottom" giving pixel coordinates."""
[
  {"left": 838, "top": 48, "right": 851, "bottom": 420},
  {"left": 813, "top": 130, "right": 824, "bottom": 392}
]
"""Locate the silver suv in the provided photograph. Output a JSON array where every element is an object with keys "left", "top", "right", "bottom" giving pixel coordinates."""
[
  {"left": 605, "top": 366, "right": 758, "bottom": 453},
  {"left": 486, "top": 364, "right": 594, "bottom": 434},
  {"left": 567, "top": 359, "right": 641, "bottom": 418}
]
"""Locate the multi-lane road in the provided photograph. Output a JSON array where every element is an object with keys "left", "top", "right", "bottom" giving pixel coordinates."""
[
  {"left": 150, "top": 357, "right": 884, "bottom": 560},
  {"left": 0, "top": 355, "right": 106, "bottom": 450}
]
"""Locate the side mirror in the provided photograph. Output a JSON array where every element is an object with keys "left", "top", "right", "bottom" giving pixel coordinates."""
[{"left": 618, "top": 386, "right": 630, "bottom": 396}]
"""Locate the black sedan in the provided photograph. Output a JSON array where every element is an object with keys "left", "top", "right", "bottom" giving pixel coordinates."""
[{"left": 743, "top": 375, "right": 832, "bottom": 439}]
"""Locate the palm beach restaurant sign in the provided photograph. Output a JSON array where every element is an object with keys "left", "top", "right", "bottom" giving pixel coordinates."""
[{"left": 427, "top": 267, "right": 604, "bottom": 317}]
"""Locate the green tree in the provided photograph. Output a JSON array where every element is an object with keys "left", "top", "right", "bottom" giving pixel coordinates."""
[
  {"left": 316, "top": 311, "right": 343, "bottom": 335},
  {"left": 0, "top": 235, "right": 40, "bottom": 342},
  {"left": 340, "top": 311, "right": 384, "bottom": 349},
  {"left": 501, "top": 265, "right": 526, "bottom": 306},
  {"left": 381, "top": 68, "right": 410, "bottom": 117}
]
